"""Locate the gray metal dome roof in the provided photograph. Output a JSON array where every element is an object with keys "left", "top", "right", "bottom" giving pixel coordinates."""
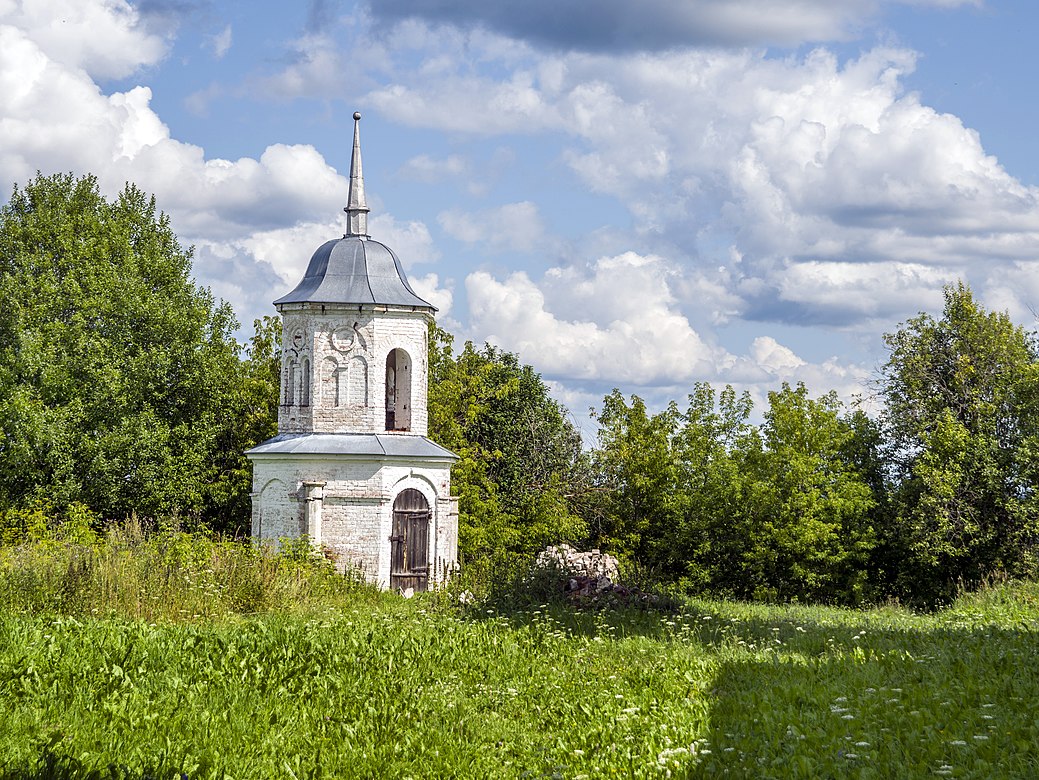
[
  {"left": 273, "top": 113, "right": 435, "bottom": 311},
  {"left": 273, "top": 236, "right": 434, "bottom": 309}
]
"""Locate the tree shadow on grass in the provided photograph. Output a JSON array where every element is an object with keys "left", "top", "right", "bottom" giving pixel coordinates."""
[
  {"left": 688, "top": 616, "right": 1039, "bottom": 779},
  {"left": 0, "top": 751, "right": 191, "bottom": 780},
  {"left": 477, "top": 599, "right": 1039, "bottom": 778}
]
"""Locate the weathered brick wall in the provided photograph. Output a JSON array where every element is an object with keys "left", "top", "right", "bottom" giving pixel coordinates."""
[
  {"left": 251, "top": 476, "right": 302, "bottom": 541},
  {"left": 277, "top": 305, "right": 430, "bottom": 436},
  {"left": 320, "top": 498, "right": 384, "bottom": 580},
  {"left": 434, "top": 495, "right": 460, "bottom": 584},
  {"left": 250, "top": 455, "right": 453, "bottom": 589}
]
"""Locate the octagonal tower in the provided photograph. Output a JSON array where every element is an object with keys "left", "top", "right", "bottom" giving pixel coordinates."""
[{"left": 246, "top": 113, "right": 458, "bottom": 591}]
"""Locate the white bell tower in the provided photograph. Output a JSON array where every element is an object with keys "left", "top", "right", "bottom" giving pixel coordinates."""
[{"left": 247, "top": 113, "right": 458, "bottom": 591}]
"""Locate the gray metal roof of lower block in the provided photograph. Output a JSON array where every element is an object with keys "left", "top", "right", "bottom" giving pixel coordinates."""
[
  {"left": 245, "top": 432, "right": 457, "bottom": 461},
  {"left": 272, "top": 237, "right": 435, "bottom": 309}
]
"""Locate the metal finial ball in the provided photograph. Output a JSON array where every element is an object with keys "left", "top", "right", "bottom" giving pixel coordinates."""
[{"left": 353, "top": 112, "right": 361, "bottom": 121}]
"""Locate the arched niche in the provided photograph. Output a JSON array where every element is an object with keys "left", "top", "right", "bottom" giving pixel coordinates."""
[
  {"left": 301, "top": 357, "right": 311, "bottom": 406},
  {"left": 322, "top": 356, "right": 340, "bottom": 406},
  {"left": 349, "top": 354, "right": 369, "bottom": 406},
  {"left": 285, "top": 360, "right": 296, "bottom": 406},
  {"left": 256, "top": 478, "right": 294, "bottom": 539}
]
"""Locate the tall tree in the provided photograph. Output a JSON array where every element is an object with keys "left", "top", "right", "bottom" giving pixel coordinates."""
[
  {"left": 591, "top": 383, "right": 878, "bottom": 603},
  {"left": 0, "top": 173, "right": 244, "bottom": 524},
  {"left": 590, "top": 390, "right": 682, "bottom": 563},
  {"left": 733, "top": 384, "right": 876, "bottom": 602},
  {"left": 427, "top": 325, "right": 588, "bottom": 562},
  {"left": 880, "top": 282, "right": 1039, "bottom": 597},
  {"left": 669, "top": 383, "right": 756, "bottom": 588},
  {"left": 207, "top": 315, "right": 282, "bottom": 532}
]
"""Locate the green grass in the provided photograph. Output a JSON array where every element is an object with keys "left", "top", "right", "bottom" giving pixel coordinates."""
[
  {"left": 1, "top": 535, "right": 1038, "bottom": 778},
  {"left": 0, "top": 522, "right": 380, "bottom": 621}
]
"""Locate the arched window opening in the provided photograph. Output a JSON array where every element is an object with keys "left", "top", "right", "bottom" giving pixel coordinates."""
[{"left": 384, "top": 348, "right": 412, "bottom": 431}]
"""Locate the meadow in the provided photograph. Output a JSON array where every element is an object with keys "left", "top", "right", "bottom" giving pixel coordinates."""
[{"left": 1, "top": 529, "right": 1038, "bottom": 779}]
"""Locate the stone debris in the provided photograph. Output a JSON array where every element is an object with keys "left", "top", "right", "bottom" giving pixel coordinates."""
[
  {"left": 535, "top": 544, "right": 621, "bottom": 581},
  {"left": 534, "top": 544, "right": 660, "bottom": 607}
]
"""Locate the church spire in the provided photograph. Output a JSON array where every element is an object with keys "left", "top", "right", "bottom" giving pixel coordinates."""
[{"left": 344, "top": 111, "right": 370, "bottom": 237}]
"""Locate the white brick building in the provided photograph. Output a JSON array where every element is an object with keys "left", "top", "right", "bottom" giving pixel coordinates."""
[{"left": 246, "top": 113, "right": 458, "bottom": 591}]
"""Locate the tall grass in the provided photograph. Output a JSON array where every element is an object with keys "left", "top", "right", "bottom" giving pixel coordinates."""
[
  {"left": 1, "top": 531, "right": 1038, "bottom": 778},
  {"left": 0, "top": 519, "right": 381, "bottom": 621}
]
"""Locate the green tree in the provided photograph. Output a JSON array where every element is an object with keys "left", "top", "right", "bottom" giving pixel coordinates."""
[
  {"left": 427, "top": 325, "right": 588, "bottom": 563},
  {"left": 732, "top": 384, "right": 876, "bottom": 602},
  {"left": 591, "top": 383, "right": 878, "bottom": 603},
  {"left": 669, "top": 383, "right": 756, "bottom": 588},
  {"left": 880, "top": 282, "right": 1039, "bottom": 598},
  {"left": 0, "top": 173, "right": 245, "bottom": 526},
  {"left": 207, "top": 315, "right": 282, "bottom": 532},
  {"left": 590, "top": 390, "right": 682, "bottom": 563}
]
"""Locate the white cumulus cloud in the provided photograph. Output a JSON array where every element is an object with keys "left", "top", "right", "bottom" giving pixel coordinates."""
[
  {"left": 0, "top": 0, "right": 167, "bottom": 79},
  {"left": 0, "top": 0, "right": 440, "bottom": 332},
  {"left": 439, "top": 201, "right": 546, "bottom": 252},
  {"left": 465, "top": 254, "right": 729, "bottom": 386}
]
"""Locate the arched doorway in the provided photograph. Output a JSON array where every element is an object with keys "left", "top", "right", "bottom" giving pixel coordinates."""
[{"left": 390, "top": 488, "right": 430, "bottom": 592}]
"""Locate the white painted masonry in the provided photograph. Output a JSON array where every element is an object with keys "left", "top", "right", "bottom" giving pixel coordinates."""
[
  {"left": 246, "top": 113, "right": 458, "bottom": 590},
  {"left": 249, "top": 451, "right": 456, "bottom": 587},
  {"left": 277, "top": 307, "right": 431, "bottom": 436}
]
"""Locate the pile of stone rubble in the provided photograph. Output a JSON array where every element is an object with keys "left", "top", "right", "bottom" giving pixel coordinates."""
[{"left": 534, "top": 544, "right": 659, "bottom": 607}]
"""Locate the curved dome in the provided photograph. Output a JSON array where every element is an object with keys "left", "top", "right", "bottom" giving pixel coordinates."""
[{"left": 273, "top": 236, "right": 435, "bottom": 310}]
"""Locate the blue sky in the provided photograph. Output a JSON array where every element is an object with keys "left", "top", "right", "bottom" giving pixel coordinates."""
[{"left": 3, "top": 0, "right": 1039, "bottom": 436}]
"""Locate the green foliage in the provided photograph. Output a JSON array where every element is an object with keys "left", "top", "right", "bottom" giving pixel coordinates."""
[
  {"left": 880, "top": 282, "right": 1039, "bottom": 600},
  {"left": 206, "top": 315, "right": 282, "bottom": 532},
  {"left": 0, "top": 521, "right": 376, "bottom": 621},
  {"left": 592, "top": 383, "right": 879, "bottom": 604},
  {"left": 668, "top": 383, "right": 758, "bottom": 587},
  {"left": 0, "top": 173, "right": 246, "bottom": 526},
  {"left": 737, "top": 384, "right": 876, "bottom": 602},
  {"left": 428, "top": 324, "right": 588, "bottom": 562},
  {"left": 1, "top": 573, "right": 1038, "bottom": 777},
  {"left": 590, "top": 390, "right": 682, "bottom": 562},
  {"left": 437, "top": 547, "right": 678, "bottom": 615},
  {"left": 0, "top": 502, "right": 49, "bottom": 546},
  {"left": 589, "top": 283, "right": 1039, "bottom": 606},
  {"left": 0, "top": 499, "right": 98, "bottom": 546}
]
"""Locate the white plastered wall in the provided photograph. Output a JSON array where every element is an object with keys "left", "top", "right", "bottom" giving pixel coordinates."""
[
  {"left": 277, "top": 305, "right": 431, "bottom": 436},
  {"left": 249, "top": 453, "right": 453, "bottom": 587}
]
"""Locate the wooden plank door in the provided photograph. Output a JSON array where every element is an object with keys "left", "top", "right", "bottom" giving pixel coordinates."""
[{"left": 390, "top": 489, "right": 430, "bottom": 592}]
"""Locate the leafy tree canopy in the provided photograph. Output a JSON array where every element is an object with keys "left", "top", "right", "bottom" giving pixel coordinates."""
[
  {"left": 591, "top": 383, "right": 878, "bottom": 603},
  {"left": 427, "top": 324, "right": 589, "bottom": 563},
  {"left": 0, "top": 173, "right": 247, "bottom": 525},
  {"left": 880, "top": 282, "right": 1039, "bottom": 596}
]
